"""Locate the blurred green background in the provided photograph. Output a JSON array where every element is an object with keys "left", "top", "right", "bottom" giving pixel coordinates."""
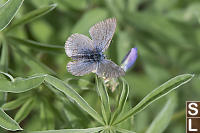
[{"left": 0, "top": 0, "right": 200, "bottom": 132}]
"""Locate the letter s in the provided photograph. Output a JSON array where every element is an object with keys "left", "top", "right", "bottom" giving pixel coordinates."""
[{"left": 188, "top": 103, "right": 198, "bottom": 116}]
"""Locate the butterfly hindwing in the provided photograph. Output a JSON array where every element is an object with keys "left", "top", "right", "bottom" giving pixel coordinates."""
[
  {"left": 96, "top": 59, "right": 125, "bottom": 78},
  {"left": 67, "top": 60, "right": 97, "bottom": 76},
  {"left": 89, "top": 18, "right": 116, "bottom": 52},
  {"left": 65, "top": 18, "right": 125, "bottom": 78},
  {"left": 65, "top": 33, "right": 94, "bottom": 57}
]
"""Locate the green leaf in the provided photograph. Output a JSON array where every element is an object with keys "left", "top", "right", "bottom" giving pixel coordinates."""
[
  {"left": 0, "top": 71, "right": 14, "bottom": 81},
  {"left": 146, "top": 94, "right": 177, "bottom": 133},
  {"left": 0, "top": 40, "right": 8, "bottom": 106},
  {"left": 2, "top": 95, "right": 29, "bottom": 110},
  {"left": 113, "top": 74, "right": 194, "bottom": 125},
  {"left": 40, "top": 99, "right": 55, "bottom": 130},
  {"left": 125, "top": 12, "right": 190, "bottom": 49},
  {"left": 0, "top": 0, "right": 24, "bottom": 31},
  {"left": 28, "top": 0, "right": 52, "bottom": 8},
  {"left": 184, "top": 3, "right": 200, "bottom": 23},
  {"left": 65, "top": 78, "right": 95, "bottom": 90},
  {"left": 5, "top": 4, "right": 57, "bottom": 32},
  {"left": 71, "top": 8, "right": 108, "bottom": 35},
  {"left": 62, "top": 100, "right": 91, "bottom": 127},
  {"left": 0, "top": 108, "right": 22, "bottom": 131},
  {"left": 64, "top": 0, "right": 87, "bottom": 10},
  {"left": 0, "top": 92, "right": 7, "bottom": 106},
  {"left": 104, "top": 0, "right": 122, "bottom": 21},
  {"left": 127, "top": 0, "right": 140, "bottom": 13},
  {"left": 0, "top": 73, "right": 45, "bottom": 93},
  {"left": 53, "top": 0, "right": 88, "bottom": 11},
  {"left": 14, "top": 97, "right": 34, "bottom": 123},
  {"left": 116, "top": 79, "right": 129, "bottom": 114},
  {"left": 96, "top": 76, "right": 111, "bottom": 125},
  {"left": 30, "top": 126, "right": 104, "bottom": 133},
  {"left": 114, "top": 127, "right": 136, "bottom": 133},
  {"left": 8, "top": 36, "right": 63, "bottom": 53},
  {"left": 116, "top": 32, "right": 132, "bottom": 63},
  {"left": 110, "top": 78, "right": 129, "bottom": 125},
  {"left": 153, "top": 0, "right": 177, "bottom": 12},
  {"left": 13, "top": 46, "right": 56, "bottom": 75},
  {"left": 0, "top": 42, "right": 8, "bottom": 72},
  {"left": 0, "top": 0, "right": 7, "bottom": 6},
  {"left": 44, "top": 75, "right": 104, "bottom": 125}
]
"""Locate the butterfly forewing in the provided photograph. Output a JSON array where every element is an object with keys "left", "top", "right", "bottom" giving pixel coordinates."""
[
  {"left": 65, "top": 33, "right": 94, "bottom": 57},
  {"left": 67, "top": 60, "right": 97, "bottom": 76},
  {"left": 89, "top": 18, "right": 116, "bottom": 52},
  {"left": 65, "top": 18, "right": 124, "bottom": 78},
  {"left": 96, "top": 59, "right": 125, "bottom": 78}
]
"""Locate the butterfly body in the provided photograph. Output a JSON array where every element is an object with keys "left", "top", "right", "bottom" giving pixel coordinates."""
[
  {"left": 65, "top": 18, "right": 125, "bottom": 78},
  {"left": 71, "top": 52, "right": 105, "bottom": 63}
]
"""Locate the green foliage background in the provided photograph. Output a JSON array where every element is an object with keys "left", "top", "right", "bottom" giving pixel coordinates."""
[{"left": 0, "top": 0, "right": 199, "bottom": 133}]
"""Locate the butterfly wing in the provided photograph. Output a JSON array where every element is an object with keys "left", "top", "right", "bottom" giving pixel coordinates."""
[
  {"left": 89, "top": 18, "right": 116, "bottom": 52},
  {"left": 96, "top": 59, "right": 125, "bottom": 78},
  {"left": 67, "top": 60, "right": 97, "bottom": 76},
  {"left": 65, "top": 33, "right": 94, "bottom": 57}
]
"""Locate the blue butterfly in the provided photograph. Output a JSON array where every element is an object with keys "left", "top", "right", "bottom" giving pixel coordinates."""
[{"left": 65, "top": 18, "right": 125, "bottom": 78}]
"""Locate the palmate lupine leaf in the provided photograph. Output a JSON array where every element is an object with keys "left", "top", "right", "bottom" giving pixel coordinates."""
[
  {"left": 115, "top": 79, "right": 129, "bottom": 112},
  {"left": 146, "top": 93, "right": 177, "bottom": 133},
  {"left": 0, "top": 0, "right": 24, "bottom": 31},
  {"left": 44, "top": 75, "right": 104, "bottom": 125},
  {"left": 30, "top": 126, "right": 105, "bottom": 133},
  {"left": 0, "top": 108, "right": 22, "bottom": 131},
  {"left": 0, "top": 72, "right": 193, "bottom": 132},
  {"left": 95, "top": 76, "right": 111, "bottom": 125},
  {"left": 113, "top": 74, "right": 194, "bottom": 125},
  {"left": 110, "top": 78, "right": 129, "bottom": 125},
  {"left": 0, "top": 73, "right": 104, "bottom": 125},
  {"left": 5, "top": 4, "right": 57, "bottom": 32}
]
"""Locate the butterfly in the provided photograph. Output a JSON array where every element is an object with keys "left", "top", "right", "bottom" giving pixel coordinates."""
[{"left": 65, "top": 18, "right": 125, "bottom": 78}]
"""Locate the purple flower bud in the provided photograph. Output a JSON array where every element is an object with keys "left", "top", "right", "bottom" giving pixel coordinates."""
[{"left": 121, "top": 48, "right": 137, "bottom": 72}]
